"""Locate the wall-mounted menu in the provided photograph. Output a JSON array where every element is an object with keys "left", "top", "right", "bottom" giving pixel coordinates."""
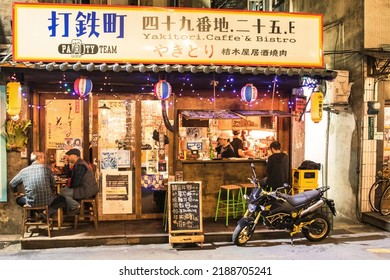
[{"left": 168, "top": 181, "right": 202, "bottom": 233}]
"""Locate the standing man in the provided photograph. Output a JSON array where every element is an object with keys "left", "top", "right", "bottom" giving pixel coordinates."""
[
  {"left": 9, "top": 151, "right": 66, "bottom": 217},
  {"left": 60, "top": 148, "right": 98, "bottom": 214},
  {"left": 260, "top": 141, "right": 289, "bottom": 191},
  {"left": 230, "top": 130, "right": 246, "bottom": 158}
]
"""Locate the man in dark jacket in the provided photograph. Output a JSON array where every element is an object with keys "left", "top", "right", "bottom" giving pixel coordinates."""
[
  {"left": 60, "top": 148, "right": 98, "bottom": 214},
  {"left": 260, "top": 141, "right": 289, "bottom": 191}
]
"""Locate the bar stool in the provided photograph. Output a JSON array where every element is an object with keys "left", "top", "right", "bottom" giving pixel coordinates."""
[
  {"left": 240, "top": 183, "right": 256, "bottom": 210},
  {"left": 51, "top": 207, "right": 63, "bottom": 230},
  {"left": 74, "top": 197, "right": 98, "bottom": 229},
  {"left": 22, "top": 205, "right": 52, "bottom": 237},
  {"left": 214, "top": 185, "right": 245, "bottom": 227}
]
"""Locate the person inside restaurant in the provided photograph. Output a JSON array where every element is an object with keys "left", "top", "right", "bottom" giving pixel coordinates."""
[{"left": 215, "top": 131, "right": 234, "bottom": 159}]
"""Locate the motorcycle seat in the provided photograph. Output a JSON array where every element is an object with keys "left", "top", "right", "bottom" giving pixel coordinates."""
[{"left": 283, "top": 189, "right": 320, "bottom": 207}]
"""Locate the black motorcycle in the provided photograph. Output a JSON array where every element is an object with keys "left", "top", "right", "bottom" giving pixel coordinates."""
[{"left": 232, "top": 163, "right": 337, "bottom": 246}]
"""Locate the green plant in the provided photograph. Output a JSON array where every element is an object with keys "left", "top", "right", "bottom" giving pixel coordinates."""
[{"left": 2, "top": 119, "right": 31, "bottom": 151}]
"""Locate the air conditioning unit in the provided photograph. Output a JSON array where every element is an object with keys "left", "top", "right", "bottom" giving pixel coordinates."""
[{"left": 323, "top": 70, "right": 353, "bottom": 105}]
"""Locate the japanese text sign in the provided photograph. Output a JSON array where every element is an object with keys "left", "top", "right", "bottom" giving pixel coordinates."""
[{"left": 13, "top": 3, "right": 323, "bottom": 67}]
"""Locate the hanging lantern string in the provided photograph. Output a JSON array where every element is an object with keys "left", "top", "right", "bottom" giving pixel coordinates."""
[{"left": 271, "top": 76, "right": 277, "bottom": 113}]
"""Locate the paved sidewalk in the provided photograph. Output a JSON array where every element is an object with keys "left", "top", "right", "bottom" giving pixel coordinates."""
[{"left": 1, "top": 213, "right": 388, "bottom": 250}]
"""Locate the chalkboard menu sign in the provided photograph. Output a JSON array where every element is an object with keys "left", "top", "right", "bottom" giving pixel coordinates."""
[{"left": 168, "top": 181, "right": 203, "bottom": 234}]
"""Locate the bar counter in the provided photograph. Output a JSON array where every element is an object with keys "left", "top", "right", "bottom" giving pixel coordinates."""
[{"left": 176, "top": 159, "right": 267, "bottom": 218}]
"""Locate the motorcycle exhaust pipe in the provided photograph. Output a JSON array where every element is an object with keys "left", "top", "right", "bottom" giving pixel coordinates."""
[{"left": 299, "top": 199, "right": 324, "bottom": 217}]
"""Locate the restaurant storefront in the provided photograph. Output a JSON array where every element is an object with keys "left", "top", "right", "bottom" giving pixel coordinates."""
[{"left": 0, "top": 3, "right": 336, "bottom": 234}]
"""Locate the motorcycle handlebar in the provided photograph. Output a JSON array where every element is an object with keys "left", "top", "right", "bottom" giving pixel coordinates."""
[{"left": 250, "top": 163, "right": 257, "bottom": 179}]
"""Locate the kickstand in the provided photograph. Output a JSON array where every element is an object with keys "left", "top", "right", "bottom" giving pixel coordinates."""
[{"left": 290, "top": 236, "right": 295, "bottom": 246}]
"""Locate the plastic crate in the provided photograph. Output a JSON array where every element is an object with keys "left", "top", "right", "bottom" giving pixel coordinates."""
[{"left": 292, "top": 168, "right": 318, "bottom": 189}]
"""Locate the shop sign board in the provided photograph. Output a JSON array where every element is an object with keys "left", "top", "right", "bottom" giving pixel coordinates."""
[
  {"left": 13, "top": 3, "right": 324, "bottom": 67},
  {"left": 102, "top": 170, "right": 133, "bottom": 214},
  {"left": 168, "top": 181, "right": 204, "bottom": 244}
]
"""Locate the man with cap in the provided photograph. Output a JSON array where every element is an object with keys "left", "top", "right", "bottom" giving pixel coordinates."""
[
  {"left": 60, "top": 148, "right": 99, "bottom": 214},
  {"left": 215, "top": 131, "right": 234, "bottom": 159}
]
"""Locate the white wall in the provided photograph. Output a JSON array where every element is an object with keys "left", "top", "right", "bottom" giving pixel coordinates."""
[{"left": 305, "top": 109, "right": 357, "bottom": 218}]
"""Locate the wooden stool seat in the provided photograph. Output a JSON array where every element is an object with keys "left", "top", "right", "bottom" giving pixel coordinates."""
[
  {"left": 74, "top": 197, "right": 98, "bottom": 229},
  {"left": 22, "top": 205, "right": 52, "bottom": 237},
  {"left": 214, "top": 185, "right": 245, "bottom": 227}
]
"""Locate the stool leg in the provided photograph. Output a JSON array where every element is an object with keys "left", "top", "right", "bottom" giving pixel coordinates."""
[
  {"left": 225, "top": 189, "right": 230, "bottom": 227},
  {"left": 239, "top": 188, "right": 245, "bottom": 214},
  {"left": 215, "top": 189, "right": 222, "bottom": 222},
  {"left": 92, "top": 201, "right": 98, "bottom": 229},
  {"left": 21, "top": 207, "right": 27, "bottom": 237},
  {"left": 163, "top": 192, "right": 167, "bottom": 231}
]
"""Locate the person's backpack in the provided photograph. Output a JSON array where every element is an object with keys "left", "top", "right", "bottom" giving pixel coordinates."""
[{"left": 298, "top": 160, "right": 321, "bottom": 170}]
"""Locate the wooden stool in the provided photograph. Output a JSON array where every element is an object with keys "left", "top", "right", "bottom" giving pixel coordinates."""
[
  {"left": 22, "top": 205, "right": 52, "bottom": 237},
  {"left": 52, "top": 207, "right": 63, "bottom": 230},
  {"left": 214, "top": 185, "right": 245, "bottom": 227},
  {"left": 240, "top": 183, "right": 256, "bottom": 195},
  {"left": 163, "top": 191, "right": 168, "bottom": 232},
  {"left": 240, "top": 183, "right": 256, "bottom": 210},
  {"left": 74, "top": 197, "right": 98, "bottom": 229}
]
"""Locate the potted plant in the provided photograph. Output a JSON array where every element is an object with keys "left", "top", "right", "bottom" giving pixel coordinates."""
[{"left": 2, "top": 119, "right": 31, "bottom": 152}]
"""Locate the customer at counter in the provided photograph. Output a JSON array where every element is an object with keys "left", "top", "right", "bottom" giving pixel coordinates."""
[
  {"left": 215, "top": 132, "right": 234, "bottom": 159},
  {"left": 260, "top": 141, "right": 289, "bottom": 191}
]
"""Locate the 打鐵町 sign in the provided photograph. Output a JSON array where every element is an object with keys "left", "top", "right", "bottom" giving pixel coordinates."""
[{"left": 13, "top": 3, "right": 323, "bottom": 67}]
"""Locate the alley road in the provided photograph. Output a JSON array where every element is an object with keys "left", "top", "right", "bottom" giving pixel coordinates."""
[
  {"left": 1, "top": 222, "right": 389, "bottom": 280},
  {"left": 1, "top": 224, "right": 390, "bottom": 260}
]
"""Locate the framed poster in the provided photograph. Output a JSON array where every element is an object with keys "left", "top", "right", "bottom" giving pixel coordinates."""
[
  {"left": 385, "top": 126, "right": 390, "bottom": 150},
  {"left": 101, "top": 149, "right": 118, "bottom": 170},
  {"left": 45, "top": 99, "right": 83, "bottom": 149},
  {"left": 102, "top": 170, "right": 133, "bottom": 214},
  {"left": 0, "top": 85, "right": 7, "bottom": 202}
]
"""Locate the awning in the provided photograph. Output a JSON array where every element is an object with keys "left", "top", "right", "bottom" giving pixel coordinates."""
[
  {"left": 180, "top": 109, "right": 294, "bottom": 120},
  {"left": 0, "top": 59, "right": 338, "bottom": 94},
  {"left": 233, "top": 110, "right": 295, "bottom": 117},
  {"left": 181, "top": 110, "right": 242, "bottom": 119}
]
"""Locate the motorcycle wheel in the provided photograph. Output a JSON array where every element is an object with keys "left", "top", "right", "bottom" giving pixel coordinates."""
[
  {"left": 302, "top": 213, "right": 331, "bottom": 242},
  {"left": 232, "top": 224, "right": 253, "bottom": 246}
]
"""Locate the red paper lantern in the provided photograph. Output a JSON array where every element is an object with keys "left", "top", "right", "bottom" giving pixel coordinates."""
[
  {"left": 74, "top": 77, "right": 93, "bottom": 98},
  {"left": 154, "top": 80, "right": 172, "bottom": 100},
  {"left": 241, "top": 84, "right": 258, "bottom": 103}
]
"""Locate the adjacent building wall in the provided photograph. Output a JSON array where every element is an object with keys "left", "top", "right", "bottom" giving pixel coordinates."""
[{"left": 292, "top": 0, "right": 365, "bottom": 219}]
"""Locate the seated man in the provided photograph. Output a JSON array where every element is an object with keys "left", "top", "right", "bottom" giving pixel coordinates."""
[
  {"left": 60, "top": 148, "right": 99, "bottom": 215},
  {"left": 9, "top": 151, "right": 66, "bottom": 219}
]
